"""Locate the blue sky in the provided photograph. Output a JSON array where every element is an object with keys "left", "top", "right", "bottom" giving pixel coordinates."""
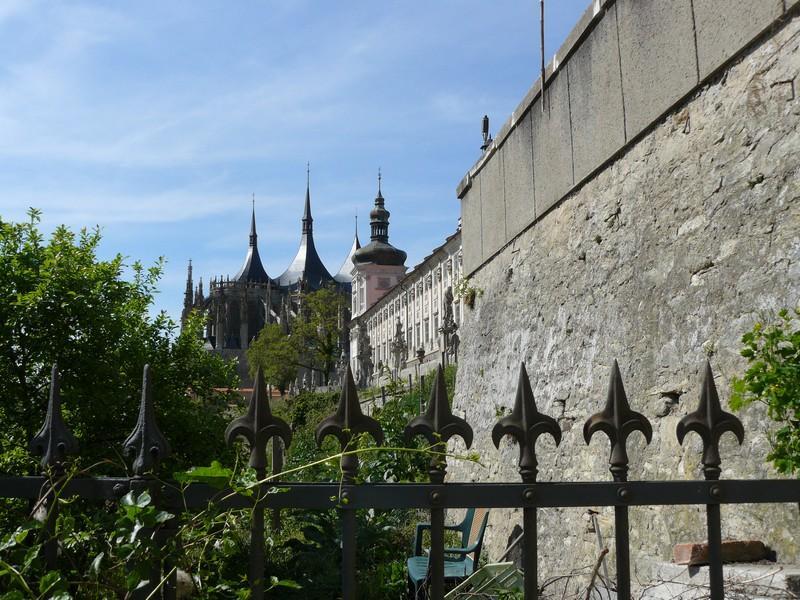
[{"left": 0, "top": 0, "right": 588, "bottom": 323}]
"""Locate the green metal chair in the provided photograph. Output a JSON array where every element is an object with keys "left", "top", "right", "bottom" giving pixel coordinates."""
[{"left": 406, "top": 508, "right": 490, "bottom": 599}]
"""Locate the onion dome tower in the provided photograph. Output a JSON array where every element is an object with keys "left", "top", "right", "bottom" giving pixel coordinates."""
[
  {"left": 352, "top": 172, "right": 407, "bottom": 267},
  {"left": 278, "top": 167, "right": 334, "bottom": 291},
  {"left": 351, "top": 171, "right": 407, "bottom": 318}
]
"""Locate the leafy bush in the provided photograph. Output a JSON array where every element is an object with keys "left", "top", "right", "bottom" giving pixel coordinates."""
[
  {"left": 0, "top": 370, "right": 467, "bottom": 599},
  {"left": 0, "top": 210, "right": 239, "bottom": 474},
  {"left": 731, "top": 308, "right": 800, "bottom": 475}
]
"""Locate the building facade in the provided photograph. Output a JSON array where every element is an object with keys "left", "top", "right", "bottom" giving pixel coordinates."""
[{"left": 350, "top": 212, "right": 463, "bottom": 385}]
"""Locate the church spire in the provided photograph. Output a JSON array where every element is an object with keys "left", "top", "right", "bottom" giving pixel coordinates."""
[
  {"left": 302, "top": 162, "right": 313, "bottom": 235},
  {"left": 181, "top": 259, "right": 193, "bottom": 327},
  {"left": 233, "top": 196, "right": 270, "bottom": 283},
  {"left": 249, "top": 193, "right": 257, "bottom": 247}
]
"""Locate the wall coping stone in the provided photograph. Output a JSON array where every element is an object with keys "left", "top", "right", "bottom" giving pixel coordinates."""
[{"left": 456, "top": 0, "right": 798, "bottom": 276}]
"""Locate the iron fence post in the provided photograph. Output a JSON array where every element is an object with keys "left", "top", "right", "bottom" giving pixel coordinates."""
[
  {"left": 492, "top": 364, "right": 561, "bottom": 600},
  {"left": 251, "top": 466, "right": 267, "bottom": 600},
  {"left": 406, "top": 366, "right": 473, "bottom": 600},
  {"left": 430, "top": 492, "right": 445, "bottom": 600},
  {"left": 523, "top": 505, "right": 537, "bottom": 600},
  {"left": 29, "top": 364, "right": 78, "bottom": 573},
  {"left": 584, "top": 361, "right": 652, "bottom": 600},
  {"left": 271, "top": 436, "right": 283, "bottom": 533},
  {"left": 677, "top": 362, "right": 745, "bottom": 600},
  {"left": 706, "top": 500, "right": 723, "bottom": 600},
  {"left": 226, "top": 369, "right": 292, "bottom": 600},
  {"left": 316, "top": 366, "right": 384, "bottom": 600}
]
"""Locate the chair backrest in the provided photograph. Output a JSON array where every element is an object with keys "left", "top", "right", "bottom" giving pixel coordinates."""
[{"left": 458, "top": 507, "right": 489, "bottom": 568}]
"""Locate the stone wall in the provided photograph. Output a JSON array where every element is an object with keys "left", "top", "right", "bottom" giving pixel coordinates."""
[
  {"left": 458, "top": 0, "right": 797, "bottom": 276},
  {"left": 449, "top": 8, "right": 800, "bottom": 587}
]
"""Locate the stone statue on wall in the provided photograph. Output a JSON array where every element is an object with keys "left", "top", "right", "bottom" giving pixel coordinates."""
[
  {"left": 439, "top": 285, "right": 458, "bottom": 366},
  {"left": 356, "top": 325, "right": 374, "bottom": 388},
  {"left": 332, "top": 349, "right": 349, "bottom": 387},
  {"left": 390, "top": 317, "right": 407, "bottom": 377}
]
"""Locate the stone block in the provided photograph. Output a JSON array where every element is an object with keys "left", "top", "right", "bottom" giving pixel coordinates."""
[
  {"left": 532, "top": 69, "right": 575, "bottom": 217},
  {"left": 673, "top": 540, "right": 769, "bottom": 566},
  {"left": 568, "top": 2, "right": 626, "bottom": 183},
  {"left": 501, "top": 111, "right": 535, "bottom": 241},
  {"left": 693, "top": 0, "right": 783, "bottom": 80},
  {"left": 460, "top": 175, "right": 483, "bottom": 275},
  {"left": 616, "top": 0, "right": 698, "bottom": 140},
  {"left": 479, "top": 151, "right": 507, "bottom": 259}
]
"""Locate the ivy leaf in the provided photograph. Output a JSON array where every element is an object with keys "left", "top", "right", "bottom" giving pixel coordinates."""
[
  {"left": 269, "top": 576, "right": 302, "bottom": 589},
  {"left": 38, "top": 571, "right": 64, "bottom": 595},
  {"left": 174, "top": 461, "right": 233, "bottom": 489},
  {"left": 135, "top": 492, "right": 152, "bottom": 508}
]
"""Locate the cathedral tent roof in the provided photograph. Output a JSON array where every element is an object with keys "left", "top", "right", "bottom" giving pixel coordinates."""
[
  {"left": 277, "top": 181, "right": 334, "bottom": 290},
  {"left": 334, "top": 226, "right": 361, "bottom": 284},
  {"left": 234, "top": 207, "right": 271, "bottom": 284}
]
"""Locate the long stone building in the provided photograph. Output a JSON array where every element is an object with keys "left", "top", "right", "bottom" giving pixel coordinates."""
[
  {"left": 349, "top": 179, "right": 464, "bottom": 385},
  {"left": 449, "top": 0, "right": 800, "bottom": 589}
]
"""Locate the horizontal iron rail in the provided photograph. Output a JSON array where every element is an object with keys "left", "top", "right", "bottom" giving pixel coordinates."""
[{"left": 2, "top": 477, "right": 799, "bottom": 509}]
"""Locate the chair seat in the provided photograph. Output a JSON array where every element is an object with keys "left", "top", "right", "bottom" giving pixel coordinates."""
[{"left": 406, "top": 556, "right": 474, "bottom": 584}]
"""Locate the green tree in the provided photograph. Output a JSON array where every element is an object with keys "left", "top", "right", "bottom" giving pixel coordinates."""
[
  {"left": 291, "top": 285, "right": 346, "bottom": 385},
  {"left": 247, "top": 322, "right": 299, "bottom": 395},
  {"left": 0, "top": 209, "right": 238, "bottom": 474},
  {"left": 731, "top": 308, "right": 800, "bottom": 475}
]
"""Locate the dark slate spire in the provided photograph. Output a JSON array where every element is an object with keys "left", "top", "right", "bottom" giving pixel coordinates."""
[
  {"left": 249, "top": 195, "right": 258, "bottom": 247},
  {"left": 353, "top": 171, "right": 407, "bottom": 266},
  {"left": 302, "top": 163, "right": 313, "bottom": 235},
  {"left": 234, "top": 197, "right": 271, "bottom": 284},
  {"left": 278, "top": 169, "right": 333, "bottom": 290}
]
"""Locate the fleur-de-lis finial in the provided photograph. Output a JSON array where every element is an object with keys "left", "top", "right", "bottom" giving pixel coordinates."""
[
  {"left": 226, "top": 366, "right": 292, "bottom": 472},
  {"left": 30, "top": 364, "right": 78, "bottom": 471},
  {"left": 583, "top": 360, "right": 652, "bottom": 482},
  {"left": 492, "top": 364, "right": 561, "bottom": 483},
  {"left": 677, "top": 361, "right": 744, "bottom": 481},
  {"left": 316, "top": 366, "right": 383, "bottom": 483},
  {"left": 405, "top": 365, "right": 473, "bottom": 484},
  {"left": 123, "top": 365, "right": 171, "bottom": 476}
]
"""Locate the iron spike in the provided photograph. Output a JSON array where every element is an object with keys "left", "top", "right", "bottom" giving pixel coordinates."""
[
  {"left": 123, "top": 364, "right": 172, "bottom": 476},
  {"left": 677, "top": 361, "right": 744, "bottom": 480},
  {"left": 30, "top": 364, "right": 78, "bottom": 471},
  {"left": 226, "top": 366, "right": 292, "bottom": 472},
  {"left": 583, "top": 360, "right": 652, "bottom": 482},
  {"left": 405, "top": 365, "right": 472, "bottom": 483},
  {"left": 492, "top": 363, "right": 561, "bottom": 483},
  {"left": 316, "top": 366, "right": 383, "bottom": 482}
]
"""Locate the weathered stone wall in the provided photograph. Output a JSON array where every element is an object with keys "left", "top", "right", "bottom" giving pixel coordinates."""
[{"left": 449, "top": 10, "right": 800, "bottom": 586}]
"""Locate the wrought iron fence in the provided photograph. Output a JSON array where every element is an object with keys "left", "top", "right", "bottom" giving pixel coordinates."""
[{"left": 2, "top": 359, "right": 799, "bottom": 600}]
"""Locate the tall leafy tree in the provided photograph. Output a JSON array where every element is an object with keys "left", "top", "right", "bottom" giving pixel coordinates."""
[
  {"left": 0, "top": 209, "right": 238, "bottom": 474},
  {"left": 247, "top": 322, "right": 299, "bottom": 395},
  {"left": 291, "top": 285, "right": 346, "bottom": 385},
  {"left": 246, "top": 286, "right": 346, "bottom": 390}
]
